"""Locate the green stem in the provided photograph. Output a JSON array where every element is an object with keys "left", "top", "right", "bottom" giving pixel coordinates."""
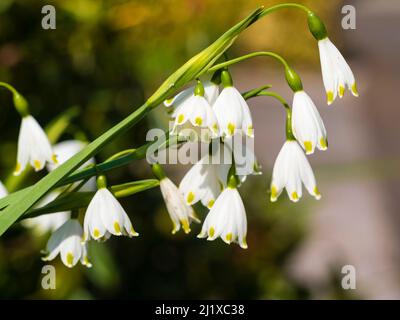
[
  {"left": 208, "top": 51, "right": 303, "bottom": 91},
  {"left": 0, "top": 134, "right": 179, "bottom": 211},
  {"left": 260, "top": 3, "right": 311, "bottom": 17},
  {"left": 0, "top": 82, "right": 29, "bottom": 116},
  {"left": 256, "top": 91, "right": 295, "bottom": 140},
  {"left": 208, "top": 51, "right": 290, "bottom": 72},
  {"left": 0, "top": 102, "right": 151, "bottom": 233},
  {"left": 242, "top": 85, "right": 272, "bottom": 100},
  {"left": 0, "top": 3, "right": 316, "bottom": 235}
]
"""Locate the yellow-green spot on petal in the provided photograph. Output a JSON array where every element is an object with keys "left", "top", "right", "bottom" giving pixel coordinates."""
[
  {"left": 339, "top": 85, "right": 345, "bottom": 97},
  {"left": 51, "top": 154, "right": 58, "bottom": 164},
  {"left": 195, "top": 117, "right": 203, "bottom": 126},
  {"left": 181, "top": 219, "right": 190, "bottom": 234},
  {"left": 177, "top": 114, "right": 185, "bottom": 124},
  {"left": 114, "top": 221, "right": 121, "bottom": 234},
  {"left": 212, "top": 123, "right": 218, "bottom": 132},
  {"left": 241, "top": 237, "right": 248, "bottom": 249},
  {"left": 247, "top": 125, "right": 253, "bottom": 136},
  {"left": 271, "top": 185, "right": 278, "bottom": 201},
  {"left": 304, "top": 141, "right": 313, "bottom": 154},
  {"left": 66, "top": 252, "right": 74, "bottom": 266},
  {"left": 292, "top": 191, "right": 299, "bottom": 201},
  {"left": 320, "top": 138, "right": 328, "bottom": 149},
  {"left": 209, "top": 227, "right": 215, "bottom": 238},
  {"left": 207, "top": 199, "right": 215, "bottom": 208},
  {"left": 33, "top": 160, "right": 41, "bottom": 170},
  {"left": 165, "top": 98, "right": 173, "bottom": 105},
  {"left": 351, "top": 83, "right": 359, "bottom": 97},
  {"left": 187, "top": 192, "right": 195, "bottom": 204},
  {"left": 171, "top": 222, "right": 178, "bottom": 235},
  {"left": 314, "top": 187, "right": 321, "bottom": 198},
  {"left": 131, "top": 226, "right": 138, "bottom": 236},
  {"left": 93, "top": 228, "right": 100, "bottom": 238},
  {"left": 14, "top": 162, "right": 21, "bottom": 174},
  {"left": 226, "top": 233, "right": 232, "bottom": 242},
  {"left": 227, "top": 123, "right": 235, "bottom": 136},
  {"left": 327, "top": 91, "right": 334, "bottom": 104}
]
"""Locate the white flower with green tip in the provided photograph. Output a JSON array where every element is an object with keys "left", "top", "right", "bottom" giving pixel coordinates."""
[
  {"left": 292, "top": 91, "right": 327, "bottom": 155},
  {"left": 270, "top": 140, "right": 321, "bottom": 202},
  {"left": 14, "top": 115, "right": 57, "bottom": 175},
  {"left": 171, "top": 94, "right": 219, "bottom": 140},
  {"left": 198, "top": 176, "right": 247, "bottom": 249},
  {"left": 213, "top": 70, "right": 253, "bottom": 138},
  {"left": 83, "top": 184, "right": 138, "bottom": 241},
  {"left": 164, "top": 80, "right": 219, "bottom": 108},
  {"left": 42, "top": 219, "right": 91, "bottom": 268},
  {"left": 318, "top": 37, "right": 358, "bottom": 105},
  {"left": 159, "top": 176, "right": 199, "bottom": 234}
]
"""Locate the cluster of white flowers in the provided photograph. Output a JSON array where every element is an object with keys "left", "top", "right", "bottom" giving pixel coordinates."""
[
  {"left": 0, "top": 11, "right": 358, "bottom": 267},
  {"left": 155, "top": 37, "right": 357, "bottom": 249},
  {"left": 1, "top": 137, "right": 139, "bottom": 268}
]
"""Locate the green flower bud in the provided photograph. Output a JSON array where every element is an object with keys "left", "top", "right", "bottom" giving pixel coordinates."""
[
  {"left": 151, "top": 163, "right": 166, "bottom": 181},
  {"left": 307, "top": 12, "right": 328, "bottom": 41},
  {"left": 285, "top": 67, "right": 303, "bottom": 92},
  {"left": 13, "top": 92, "right": 29, "bottom": 117},
  {"left": 96, "top": 175, "right": 108, "bottom": 189},
  {"left": 221, "top": 70, "right": 233, "bottom": 87},
  {"left": 194, "top": 79, "right": 205, "bottom": 96}
]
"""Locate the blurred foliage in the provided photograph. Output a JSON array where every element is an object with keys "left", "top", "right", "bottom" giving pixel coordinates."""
[{"left": 0, "top": 0, "right": 343, "bottom": 299}]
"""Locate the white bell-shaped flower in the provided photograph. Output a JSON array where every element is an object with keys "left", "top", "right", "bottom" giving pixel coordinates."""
[
  {"left": 318, "top": 37, "right": 358, "bottom": 105},
  {"left": 213, "top": 71, "right": 253, "bottom": 138},
  {"left": 83, "top": 186, "right": 138, "bottom": 241},
  {"left": 270, "top": 140, "right": 321, "bottom": 202},
  {"left": 164, "top": 80, "right": 219, "bottom": 108},
  {"left": 179, "top": 154, "right": 230, "bottom": 209},
  {"left": 42, "top": 219, "right": 92, "bottom": 268},
  {"left": 198, "top": 180, "right": 248, "bottom": 249},
  {"left": 159, "top": 176, "right": 199, "bottom": 234},
  {"left": 171, "top": 93, "right": 219, "bottom": 140},
  {"left": 14, "top": 115, "right": 57, "bottom": 175},
  {"left": 292, "top": 91, "right": 327, "bottom": 155}
]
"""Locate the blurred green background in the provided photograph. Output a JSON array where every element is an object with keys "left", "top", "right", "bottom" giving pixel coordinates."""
[{"left": 1, "top": 0, "right": 398, "bottom": 299}]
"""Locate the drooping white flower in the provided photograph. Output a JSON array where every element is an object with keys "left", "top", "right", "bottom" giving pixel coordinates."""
[
  {"left": 292, "top": 91, "right": 327, "bottom": 155},
  {"left": 179, "top": 154, "right": 230, "bottom": 209},
  {"left": 42, "top": 219, "right": 92, "bottom": 268},
  {"left": 164, "top": 80, "right": 219, "bottom": 108},
  {"left": 0, "top": 181, "right": 7, "bottom": 198},
  {"left": 171, "top": 93, "right": 219, "bottom": 140},
  {"left": 213, "top": 86, "right": 253, "bottom": 138},
  {"left": 14, "top": 115, "right": 57, "bottom": 175},
  {"left": 160, "top": 177, "right": 199, "bottom": 234},
  {"left": 318, "top": 37, "right": 358, "bottom": 105},
  {"left": 198, "top": 186, "right": 248, "bottom": 249},
  {"left": 270, "top": 140, "right": 321, "bottom": 202},
  {"left": 83, "top": 188, "right": 138, "bottom": 241}
]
